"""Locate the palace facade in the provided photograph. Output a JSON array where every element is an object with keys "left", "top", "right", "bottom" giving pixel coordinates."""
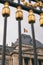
[{"left": 0, "top": 34, "right": 43, "bottom": 65}]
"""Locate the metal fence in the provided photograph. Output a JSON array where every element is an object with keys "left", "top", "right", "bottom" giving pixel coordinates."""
[{"left": 0, "top": 0, "right": 43, "bottom": 65}]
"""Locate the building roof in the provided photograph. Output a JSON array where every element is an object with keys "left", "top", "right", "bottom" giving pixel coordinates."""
[
  {"left": 0, "top": 45, "right": 14, "bottom": 55},
  {"left": 0, "top": 34, "right": 43, "bottom": 55},
  {"left": 31, "top": 0, "right": 43, "bottom": 2},
  {"left": 14, "top": 34, "right": 43, "bottom": 48}
]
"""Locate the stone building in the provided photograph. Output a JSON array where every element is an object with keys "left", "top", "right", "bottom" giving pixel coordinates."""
[{"left": 0, "top": 34, "right": 43, "bottom": 65}]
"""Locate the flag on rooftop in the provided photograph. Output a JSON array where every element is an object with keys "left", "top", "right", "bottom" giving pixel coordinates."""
[{"left": 24, "top": 28, "right": 28, "bottom": 33}]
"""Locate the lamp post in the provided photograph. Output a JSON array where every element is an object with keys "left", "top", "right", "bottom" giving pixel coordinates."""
[
  {"left": 2, "top": 2, "right": 10, "bottom": 65},
  {"left": 28, "top": 10, "right": 38, "bottom": 65},
  {"left": 39, "top": 1, "right": 43, "bottom": 26},
  {"left": 17, "top": 0, "right": 23, "bottom": 64},
  {"left": 15, "top": 6, "right": 23, "bottom": 65},
  {"left": 26, "top": 0, "right": 38, "bottom": 65},
  {"left": 40, "top": 13, "right": 43, "bottom": 26}
]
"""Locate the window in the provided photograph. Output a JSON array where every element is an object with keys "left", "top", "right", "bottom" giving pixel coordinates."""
[
  {"left": 32, "top": 59, "right": 34, "bottom": 65},
  {"left": 24, "top": 58, "right": 28, "bottom": 65},
  {"left": 39, "top": 59, "right": 43, "bottom": 65}
]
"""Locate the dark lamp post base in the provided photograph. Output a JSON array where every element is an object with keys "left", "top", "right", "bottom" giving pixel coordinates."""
[
  {"left": 40, "top": 24, "right": 43, "bottom": 26},
  {"left": 28, "top": 20, "right": 35, "bottom": 23},
  {"left": 16, "top": 18, "right": 23, "bottom": 20},
  {"left": 2, "top": 14, "right": 10, "bottom": 17}
]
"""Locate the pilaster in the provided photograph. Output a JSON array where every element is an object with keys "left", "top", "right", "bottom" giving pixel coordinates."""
[
  {"left": 28, "top": 58, "right": 32, "bottom": 65},
  {"left": 23, "top": 58, "right": 25, "bottom": 65}
]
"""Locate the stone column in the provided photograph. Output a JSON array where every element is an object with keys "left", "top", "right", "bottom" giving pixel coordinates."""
[
  {"left": 13, "top": 54, "right": 19, "bottom": 65},
  {"left": 23, "top": 58, "right": 25, "bottom": 65},
  {"left": 9, "top": 58, "right": 13, "bottom": 65},
  {"left": 28, "top": 58, "right": 32, "bottom": 65},
  {"left": 11, "top": 58, "right": 13, "bottom": 65}
]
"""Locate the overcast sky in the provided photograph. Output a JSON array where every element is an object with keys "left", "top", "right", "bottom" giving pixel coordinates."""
[{"left": 0, "top": 2, "right": 43, "bottom": 46}]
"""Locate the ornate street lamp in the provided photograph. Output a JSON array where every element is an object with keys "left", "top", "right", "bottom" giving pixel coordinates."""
[
  {"left": 15, "top": 0, "right": 23, "bottom": 64},
  {"left": 2, "top": 2, "right": 10, "bottom": 65},
  {"left": 22, "top": 0, "right": 38, "bottom": 64},
  {"left": 28, "top": 9, "right": 38, "bottom": 65},
  {"left": 40, "top": 13, "right": 43, "bottom": 26},
  {"left": 28, "top": 10, "right": 35, "bottom": 23},
  {"left": 15, "top": 6, "right": 23, "bottom": 65}
]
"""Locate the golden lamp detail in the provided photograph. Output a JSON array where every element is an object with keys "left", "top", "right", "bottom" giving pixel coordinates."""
[
  {"left": 40, "top": 13, "right": 43, "bottom": 26},
  {"left": 28, "top": 10, "right": 35, "bottom": 23},
  {"left": 15, "top": 6, "right": 23, "bottom": 20},
  {"left": 39, "top": 1, "right": 42, "bottom": 7},
  {"left": 21, "top": 1, "right": 43, "bottom": 8},
  {"left": 21, "top": 0, "right": 25, "bottom": 2},
  {"left": 2, "top": 2, "right": 10, "bottom": 17}
]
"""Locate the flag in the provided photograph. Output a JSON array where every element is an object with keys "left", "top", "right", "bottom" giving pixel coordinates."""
[{"left": 24, "top": 28, "right": 28, "bottom": 33}]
